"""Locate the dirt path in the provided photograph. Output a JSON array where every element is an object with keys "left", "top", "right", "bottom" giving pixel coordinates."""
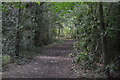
[{"left": 3, "top": 40, "right": 78, "bottom": 78}]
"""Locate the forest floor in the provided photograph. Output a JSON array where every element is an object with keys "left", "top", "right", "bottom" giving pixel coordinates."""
[{"left": 3, "top": 39, "right": 80, "bottom": 78}]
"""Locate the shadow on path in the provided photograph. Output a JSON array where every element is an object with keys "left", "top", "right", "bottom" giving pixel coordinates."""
[{"left": 3, "top": 40, "right": 78, "bottom": 78}]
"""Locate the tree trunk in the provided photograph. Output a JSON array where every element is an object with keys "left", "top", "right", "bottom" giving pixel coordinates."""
[
  {"left": 99, "top": 2, "right": 109, "bottom": 77},
  {"left": 58, "top": 27, "right": 61, "bottom": 39},
  {"left": 34, "top": 3, "right": 44, "bottom": 46},
  {"left": 15, "top": 5, "right": 21, "bottom": 57}
]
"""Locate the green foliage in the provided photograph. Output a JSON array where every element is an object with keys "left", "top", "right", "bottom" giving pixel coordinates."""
[
  {"left": 49, "top": 2, "right": 75, "bottom": 16},
  {"left": 2, "top": 55, "right": 11, "bottom": 65},
  {"left": 2, "top": 2, "right": 25, "bottom": 10},
  {"left": 2, "top": 2, "right": 120, "bottom": 77},
  {"left": 13, "top": 2, "right": 25, "bottom": 9},
  {"left": 2, "top": 2, "right": 58, "bottom": 66},
  {"left": 36, "top": 2, "right": 41, "bottom": 5}
]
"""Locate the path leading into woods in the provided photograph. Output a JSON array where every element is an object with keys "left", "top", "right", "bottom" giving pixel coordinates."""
[{"left": 3, "top": 40, "right": 78, "bottom": 78}]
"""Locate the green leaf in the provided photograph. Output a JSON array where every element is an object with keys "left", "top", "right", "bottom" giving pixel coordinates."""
[{"left": 36, "top": 2, "right": 41, "bottom": 5}]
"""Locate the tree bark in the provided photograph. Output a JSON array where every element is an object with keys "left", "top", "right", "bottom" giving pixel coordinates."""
[
  {"left": 15, "top": 4, "right": 21, "bottom": 57},
  {"left": 58, "top": 26, "right": 61, "bottom": 39},
  {"left": 99, "top": 2, "right": 109, "bottom": 77},
  {"left": 34, "top": 2, "right": 44, "bottom": 46}
]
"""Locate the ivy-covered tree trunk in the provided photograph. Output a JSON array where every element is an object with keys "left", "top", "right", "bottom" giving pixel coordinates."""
[
  {"left": 58, "top": 26, "right": 61, "bottom": 39},
  {"left": 116, "top": 4, "right": 120, "bottom": 72},
  {"left": 34, "top": 2, "right": 44, "bottom": 47},
  {"left": 99, "top": 2, "right": 109, "bottom": 77},
  {"left": 15, "top": 6, "right": 21, "bottom": 57},
  {"left": 33, "top": 3, "right": 39, "bottom": 46}
]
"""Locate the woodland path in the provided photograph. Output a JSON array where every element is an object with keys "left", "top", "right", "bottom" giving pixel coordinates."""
[{"left": 3, "top": 40, "right": 78, "bottom": 78}]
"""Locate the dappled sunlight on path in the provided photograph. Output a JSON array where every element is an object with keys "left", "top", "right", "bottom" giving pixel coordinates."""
[
  {"left": 36, "top": 56, "right": 73, "bottom": 61},
  {"left": 3, "top": 40, "right": 78, "bottom": 78}
]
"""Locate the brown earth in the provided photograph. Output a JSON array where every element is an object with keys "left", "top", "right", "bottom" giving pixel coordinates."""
[{"left": 2, "top": 40, "right": 79, "bottom": 78}]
